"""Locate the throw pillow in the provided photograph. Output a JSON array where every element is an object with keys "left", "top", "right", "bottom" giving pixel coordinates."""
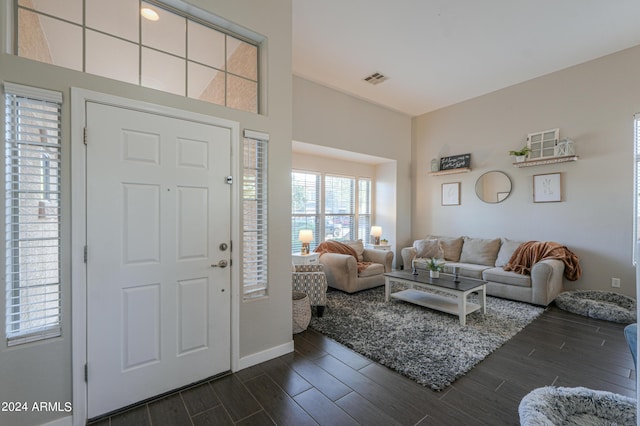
[
  {"left": 495, "top": 238, "right": 523, "bottom": 267},
  {"left": 413, "top": 239, "right": 444, "bottom": 259},
  {"left": 459, "top": 237, "right": 501, "bottom": 266},
  {"left": 343, "top": 239, "right": 365, "bottom": 262},
  {"left": 426, "top": 235, "right": 464, "bottom": 262}
]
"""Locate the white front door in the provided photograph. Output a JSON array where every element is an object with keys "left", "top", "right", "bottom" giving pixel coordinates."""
[{"left": 85, "top": 102, "right": 231, "bottom": 418}]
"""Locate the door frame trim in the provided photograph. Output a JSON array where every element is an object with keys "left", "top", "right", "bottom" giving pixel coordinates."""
[{"left": 70, "top": 88, "right": 240, "bottom": 425}]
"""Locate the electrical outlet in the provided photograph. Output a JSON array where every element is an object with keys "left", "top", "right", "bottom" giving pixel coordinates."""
[{"left": 611, "top": 278, "right": 621, "bottom": 288}]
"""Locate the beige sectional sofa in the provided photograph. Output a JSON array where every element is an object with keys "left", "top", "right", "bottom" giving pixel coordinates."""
[{"left": 401, "top": 236, "right": 565, "bottom": 306}]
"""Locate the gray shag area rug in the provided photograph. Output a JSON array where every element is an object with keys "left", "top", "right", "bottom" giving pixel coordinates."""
[
  {"left": 555, "top": 290, "right": 637, "bottom": 324},
  {"left": 309, "top": 286, "right": 544, "bottom": 391},
  {"left": 519, "top": 386, "right": 637, "bottom": 426}
]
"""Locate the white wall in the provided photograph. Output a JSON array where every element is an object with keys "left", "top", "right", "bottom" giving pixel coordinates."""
[
  {"left": 412, "top": 45, "right": 640, "bottom": 297},
  {"left": 0, "top": 1, "right": 292, "bottom": 425},
  {"left": 292, "top": 77, "right": 413, "bottom": 259}
]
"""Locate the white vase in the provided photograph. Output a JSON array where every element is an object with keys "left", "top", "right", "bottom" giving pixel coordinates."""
[
  {"left": 515, "top": 155, "right": 526, "bottom": 163},
  {"left": 430, "top": 270, "right": 439, "bottom": 279}
]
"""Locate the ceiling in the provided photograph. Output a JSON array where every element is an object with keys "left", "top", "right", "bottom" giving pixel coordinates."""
[{"left": 292, "top": 0, "right": 640, "bottom": 117}]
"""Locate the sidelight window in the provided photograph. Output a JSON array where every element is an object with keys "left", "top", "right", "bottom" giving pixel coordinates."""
[
  {"left": 4, "top": 83, "right": 62, "bottom": 346},
  {"left": 242, "top": 130, "right": 268, "bottom": 300}
]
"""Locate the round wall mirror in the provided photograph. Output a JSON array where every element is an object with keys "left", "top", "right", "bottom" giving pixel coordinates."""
[{"left": 475, "top": 171, "right": 512, "bottom": 203}]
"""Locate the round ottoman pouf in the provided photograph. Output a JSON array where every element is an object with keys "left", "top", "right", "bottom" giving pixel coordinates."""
[
  {"left": 554, "top": 290, "right": 636, "bottom": 324},
  {"left": 292, "top": 291, "right": 311, "bottom": 334},
  {"left": 519, "top": 386, "right": 636, "bottom": 426}
]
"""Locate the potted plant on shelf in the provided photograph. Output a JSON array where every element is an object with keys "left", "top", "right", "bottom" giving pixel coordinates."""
[
  {"left": 508, "top": 146, "right": 531, "bottom": 162},
  {"left": 427, "top": 258, "right": 444, "bottom": 278}
]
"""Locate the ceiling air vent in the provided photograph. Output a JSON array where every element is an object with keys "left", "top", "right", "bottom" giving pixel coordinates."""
[{"left": 363, "top": 72, "right": 388, "bottom": 85}]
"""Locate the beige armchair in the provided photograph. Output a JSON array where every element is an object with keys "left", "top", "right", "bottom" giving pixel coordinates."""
[{"left": 318, "top": 240, "right": 393, "bottom": 293}]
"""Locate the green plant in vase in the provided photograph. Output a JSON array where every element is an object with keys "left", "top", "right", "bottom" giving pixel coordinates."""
[
  {"left": 508, "top": 146, "right": 531, "bottom": 162},
  {"left": 427, "top": 258, "right": 444, "bottom": 278}
]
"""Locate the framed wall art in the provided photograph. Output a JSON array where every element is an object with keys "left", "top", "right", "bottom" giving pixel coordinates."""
[
  {"left": 441, "top": 182, "right": 460, "bottom": 206},
  {"left": 533, "top": 173, "right": 561, "bottom": 203}
]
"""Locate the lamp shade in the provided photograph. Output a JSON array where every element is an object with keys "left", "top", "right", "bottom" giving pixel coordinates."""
[
  {"left": 370, "top": 226, "right": 382, "bottom": 237},
  {"left": 298, "top": 229, "right": 313, "bottom": 243}
]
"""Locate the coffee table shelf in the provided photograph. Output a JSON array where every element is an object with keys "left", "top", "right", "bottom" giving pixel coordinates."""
[{"left": 391, "top": 289, "right": 482, "bottom": 317}]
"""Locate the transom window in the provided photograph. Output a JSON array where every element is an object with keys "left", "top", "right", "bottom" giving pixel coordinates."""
[
  {"left": 292, "top": 171, "right": 371, "bottom": 253},
  {"left": 14, "top": 0, "right": 260, "bottom": 113}
]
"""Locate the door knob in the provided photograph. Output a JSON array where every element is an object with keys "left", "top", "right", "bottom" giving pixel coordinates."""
[{"left": 211, "top": 260, "right": 228, "bottom": 268}]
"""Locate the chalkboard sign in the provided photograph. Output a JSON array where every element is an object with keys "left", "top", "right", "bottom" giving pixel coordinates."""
[{"left": 440, "top": 153, "right": 471, "bottom": 171}]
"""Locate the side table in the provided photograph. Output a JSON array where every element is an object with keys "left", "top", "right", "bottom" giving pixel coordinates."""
[
  {"left": 366, "top": 244, "right": 391, "bottom": 251},
  {"left": 292, "top": 252, "right": 320, "bottom": 265}
]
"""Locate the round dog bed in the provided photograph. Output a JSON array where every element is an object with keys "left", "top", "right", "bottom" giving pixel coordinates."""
[
  {"left": 554, "top": 290, "right": 636, "bottom": 324},
  {"left": 519, "top": 386, "right": 636, "bottom": 426}
]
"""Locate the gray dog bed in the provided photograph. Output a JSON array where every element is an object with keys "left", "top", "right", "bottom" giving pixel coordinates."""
[
  {"left": 519, "top": 386, "right": 637, "bottom": 426},
  {"left": 554, "top": 290, "right": 636, "bottom": 324}
]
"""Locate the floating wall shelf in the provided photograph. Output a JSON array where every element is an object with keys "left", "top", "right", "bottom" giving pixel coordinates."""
[
  {"left": 429, "top": 167, "right": 471, "bottom": 176},
  {"left": 512, "top": 155, "right": 578, "bottom": 168}
]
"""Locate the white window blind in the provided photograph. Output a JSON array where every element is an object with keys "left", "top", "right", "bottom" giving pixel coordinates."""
[
  {"left": 242, "top": 131, "right": 268, "bottom": 300},
  {"left": 324, "top": 175, "right": 355, "bottom": 242},
  {"left": 290, "top": 171, "right": 372, "bottom": 250},
  {"left": 5, "top": 83, "right": 62, "bottom": 346},
  {"left": 634, "top": 113, "right": 640, "bottom": 264},
  {"left": 291, "top": 171, "right": 320, "bottom": 253},
  {"left": 358, "top": 178, "right": 371, "bottom": 242}
]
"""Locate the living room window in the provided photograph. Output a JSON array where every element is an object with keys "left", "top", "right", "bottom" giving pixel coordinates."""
[
  {"left": 291, "top": 171, "right": 320, "bottom": 254},
  {"left": 634, "top": 113, "right": 640, "bottom": 263},
  {"left": 291, "top": 170, "right": 371, "bottom": 253},
  {"left": 5, "top": 83, "right": 62, "bottom": 346},
  {"left": 13, "top": 0, "right": 260, "bottom": 113}
]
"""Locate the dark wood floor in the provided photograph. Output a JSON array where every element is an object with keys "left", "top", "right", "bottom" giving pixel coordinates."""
[{"left": 89, "top": 305, "right": 636, "bottom": 425}]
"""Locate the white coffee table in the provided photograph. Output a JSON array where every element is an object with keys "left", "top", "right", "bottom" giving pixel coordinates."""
[{"left": 384, "top": 270, "right": 486, "bottom": 326}]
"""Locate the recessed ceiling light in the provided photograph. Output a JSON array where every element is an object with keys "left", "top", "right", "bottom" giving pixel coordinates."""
[{"left": 141, "top": 7, "right": 159, "bottom": 21}]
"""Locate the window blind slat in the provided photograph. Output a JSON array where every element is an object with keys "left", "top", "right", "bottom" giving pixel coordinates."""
[{"left": 5, "top": 84, "right": 62, "bottom": 346}]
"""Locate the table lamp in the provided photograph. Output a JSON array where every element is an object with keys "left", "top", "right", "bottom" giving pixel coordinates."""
[
  {"left": 370, "top": 226, "right": 382, "bottom": 245},
  {"left": 299, "top": 229, "right": 313, "bottom": 255}
]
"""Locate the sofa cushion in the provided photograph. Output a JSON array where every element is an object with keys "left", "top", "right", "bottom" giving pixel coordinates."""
[
  {"left": 358, "top": 262, "right": 384, "bottom": 278},
  {"left": 459, "top": 237, "right": 501, "bottom": 266},
  {"left": 441, "top": 262, "right": 490, "bottom": 280},
  {"left": 413, "top": 239, "right": 444, "bottom": 259},
  {"left": 495, "top": 238, "right": 523, "bottom": 267},
  {"left": 343, "top": 239, "right": 365, "bottom": 262},
  {"left": 427, "top": 236, "right": 464, "bottom": 262},
  {"left": 482, "top": 267, "right": 531, "bottom": 288}
]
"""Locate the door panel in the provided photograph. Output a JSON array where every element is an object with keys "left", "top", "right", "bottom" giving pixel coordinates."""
[{"left": 86, "top": 102, "right": 231, "bottom": 418}]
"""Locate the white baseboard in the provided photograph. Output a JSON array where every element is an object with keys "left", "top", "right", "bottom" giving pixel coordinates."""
[
  {"left": 236, "top": 340, "right": 294, "bottom": 371},
  {"left": 39, "top": 415, "right": 72, "bottom": 426}
]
